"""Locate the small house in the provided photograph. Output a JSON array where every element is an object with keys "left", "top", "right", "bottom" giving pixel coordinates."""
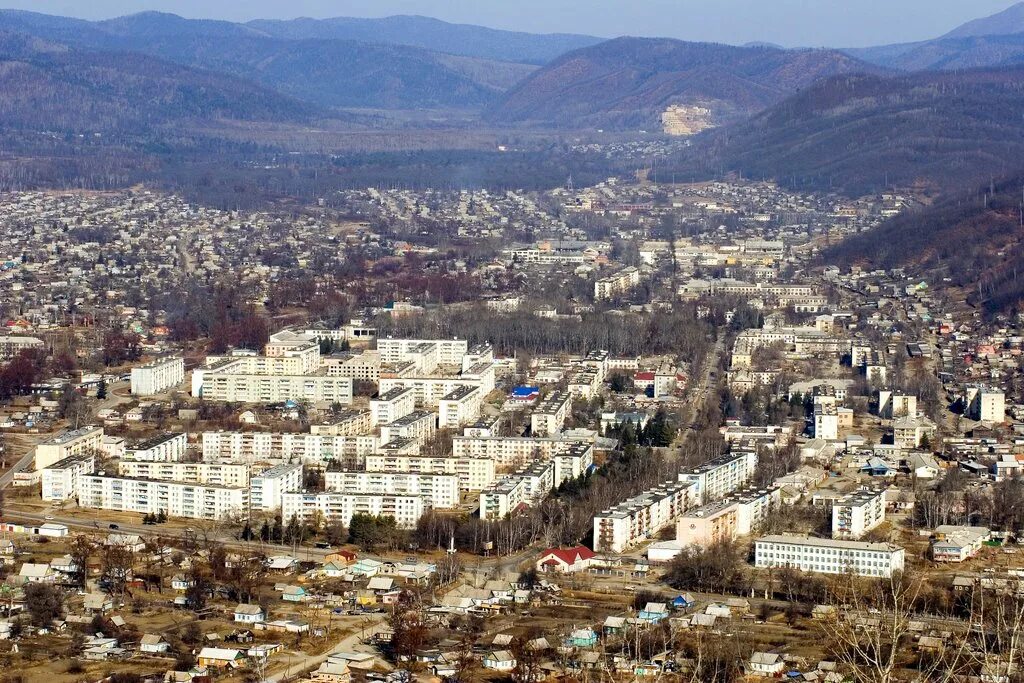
[
  {"left": 140, "top": 634, "right": 169, "bottom": 654},
  {"left": 483, "top": 650, "right": 517, "bottom": 671}
]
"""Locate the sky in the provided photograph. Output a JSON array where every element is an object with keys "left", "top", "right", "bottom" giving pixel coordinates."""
[{"left": 0, "top": 0, "right": 1018, "bottom": 48}]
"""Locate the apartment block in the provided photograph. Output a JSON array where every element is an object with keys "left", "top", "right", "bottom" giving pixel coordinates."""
[
  {"left": 675, "top": 487, "right": 781, "bottom": 547},
  {"left": 966, "top": 386, "right": 1005, "bottom": 423},
  {"left": 117, "top": 461, "right": 251, "bottom": 488},
  {"left": 754, "top": 535, "right": 905, "bottom": 577},
  {"left": 281, "top": 491, "right": 429, "bottom": 529},
  {"left": 452, "top": 435, "right": 583, "bottom": 468},
  {"left": 594, "top": 267, "right": 640, "bottom": 300},
  {"left": 201, "top": 431, "right": 378, "bottom": 467},
  {"left": 78, "top": 474, "right": 248, "bottom": 520},
  {"left": 35, "top": 426, "right": 104, "bottom": 471},
  {"left": 124, "top": 433, "right": 187, "bottom": 462},
  {"left": 130, "top": 355, "right": 185, "bottom": 396},
  {"left": 325, "top": 470, "right": 459, "bottom": 509},
  {"left": 594, "top": 480, "right": 696, "bottom": 553},
  {"left": 877, "top": 391, "right": 917, "bottom": 419},
  {"left": 832, "top": 488, "right": 886, "bottom": 539},
  {"left": 379, "top": 411, "right": 437, "bottom": 445},
  {"left": 41, "top": 453, "right": 96, "bottom": 502},
  {"left": 371, "top": 387, "right": 417, "bottom": 426},
  {"left": 531, "top": 391, "right": 571, "bottom": 437},
  {"left": 480, "top": 459, "right": 555, "bottom": 521},
  {"left": 309, "top": 410, "right": 374, "bottom": 437},
  {"left": 378, "top": 376, "right": 479, "bottom": 408},
  {"left": 553, "top": 442, "right": 594, "bottom": 483},
  {"left": 813, "top": 403, "right": 839, "bottom": 440},
  {"left": 439, "top": 386, "right": 482, "bottom": 429},
  {"left": 377, "top": 338, "right": 468, "bottom": 367},
  {"left": 679, "top": 451, "right": 757, "bottom": 505},
  {"left": 250, "top": 463, "right": 303, "bottom": 512},
  {"left": 364, "top": 454, "right": 496, "bottom": 491},
  {"left": 931, "top": 525, "right": 992, "bottom": 562},
  {"left": 0, "top": 335, "right": 44, "bottom": 359},
  {"left": 322, "top": 351, "right": 381, "bottom": 381}
]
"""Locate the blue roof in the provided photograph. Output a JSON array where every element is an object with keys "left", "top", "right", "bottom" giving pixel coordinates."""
[{"left": 512, "top": 386, "right": 539, "bottom": 397}]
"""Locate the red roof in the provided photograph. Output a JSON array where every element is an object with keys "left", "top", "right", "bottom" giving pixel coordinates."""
[
  {"left": 539, "top": 546, "right": 596, "bottom": 566},
  {"left": 634, "top": 372, "right": 655, "bottom": 380}
]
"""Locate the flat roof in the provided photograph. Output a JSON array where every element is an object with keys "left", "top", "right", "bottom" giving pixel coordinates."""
[{"left": 757, "top": 534, "right": 902, "bottom": 553}]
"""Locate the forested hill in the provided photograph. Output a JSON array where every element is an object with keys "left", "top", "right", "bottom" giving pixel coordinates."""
[
  {"left": 0, "top": 32, "right": 319, "bottom": 132},
  {"left": 824, "top": 175, "right": 1024, "bottom": 314},
  {"left": 672, "top": 67, "right": 1024, "bottom": 195},
  {"left": 486, "top": 37, "right": 883, "bottom": 130}
]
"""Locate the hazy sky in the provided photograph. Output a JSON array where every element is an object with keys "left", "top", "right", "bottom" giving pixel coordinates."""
[{"left": 1, "top": 0, "right": 1018, "bottom": 47}]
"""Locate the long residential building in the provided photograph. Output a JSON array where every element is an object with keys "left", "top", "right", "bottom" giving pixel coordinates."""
[
  {"left": 377, "top": 338, "right": 468, "bottom": 367},
  {"left": 78, "top": 474, "right": 248, "bottom": 520},
  {"left": 679, "top": 450, "right": 758, "bottom": 505},
  {"left": 124, "top": 433, "right": 188, "bottom": 462},
  {"left": 754, "top": 534, "right": 906, "bottom": 578},
  {"left": 130, "top": 356, "right": 185, "bottom": 396},
  {"left": 378, "top": 376, "right": 479, "bottom": 408},
  {"left": 117, "top": 461, "right": 251, "bottom": 488},
  {"left": 34, "top": 426, "right": 104, "bottom": 470},
  {"left": 281, "top": 491, "right": 429, "bottom": 529},
  {"left": 675, "top": 487, "right": 781, "bottom": 547},
  {"left": 324, "top": 470, "right": 459, "bottom": 509},
  {"left": 380, "top": 411, "right": 437, "bottom": 445},
  {"left": 370, "top": 387, "right": 417, "bottom": 426},
  {"left": 0, "top": 335, "right": 44, "bottom": 359},
  {"left": 364, "top": 454, "right": 496, "bottom": 491},
  {"left": 594, "top": 480, "right": 696, "bottom": 553},
  {"left": 201, "top": 431, "right": 378, "bottom": 467},
  {"left": 192, "top": 366, "right": 353, "bottom": 404},
  {"left": 480, "top": 459, "right": 555, "bottom": 521},
  {"left": 439, "top": 386, "right": 482, "bottom": 429}
]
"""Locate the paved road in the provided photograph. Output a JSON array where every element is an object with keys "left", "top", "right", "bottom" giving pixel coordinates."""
[{"left": 0, "top": 448, "right": 35, "bottom": 489}]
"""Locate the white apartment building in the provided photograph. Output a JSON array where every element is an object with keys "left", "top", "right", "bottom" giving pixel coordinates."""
[
  {"left": 553, "top": 442, "right": 594, "bottom": 483},
  {"left": 594, "top": 480, "right": 696, "bottom": 553},
  {"left": 281, "top": 491, "right": 429, "bottom": 529},
  {"left": 480, "top": 459, "right": 555, "bottom": 521},
  {"left": 877, "top": 391, "right": 917, "bottom": 419},
  {"left": 322, "top": 351, "right": 381, "bottom": 381},
  {"left": 832, "top": 489, "right": 886, "bottom": 539},
  {"left": 117, "top": 461, "right": 251, "bottom": 488},
  {"left": 463, "top": 414, "right": 501, "bottom": 438},
  {"left": 35, "top": 426, "right": 104, "bottom": 470},
  {"left": 754, "top": 535, "right": 906, "bottom": 578},
  {"left": 364, "top": 454, "right": 496, "bottom": 491},
  {"left": 379, "top": 411, "right": 437, "bottom": 445},
  {"left": 813, "top": 403, "right": 839, "bottom": 440},
  {"left": 250, "top": 463, "right": 303, "bottom": 512},
  {"left": 378, "top": 376, "right": 479, "bottom": 408},
  {"left": 124, "top": 433, "right": 188, "bottom": 462},
  {"left": 309, "top": 410, "right": 374, "bottom": 437},
  {"left": 0, "top": 335, "right": 44, "bottom": 359},
  {"left": 192, "top": 366, "right": 353, "bottom": 404},
  {"left": 371, "top": 387, "right": 416, "bottom": 426},
  {"left": 679, "top": 451, "right": 757, "bottom": 505},
  {"left": 452, "top": 435, "right": 585, "bottom": 468},
  {"left": 378, "top": 338, "right": 468, "bottom": 367},
  {"left": 967, "top": 386, "right": 1005, "bottom": 423},
  {"left": 325, "top": 470, "right": 459, "bottom": 509},
  {"left": 130, "top": 356, "right": 185, "bottom": 396},
  {"left": 41, "top": 453, "right": 96, "bottom": 502},
  {"left": 201, "top": 431, "right": 378, "bottom": 467},
  {"left": 462, "top": 343, "right": 494, "bottom": 372},
  {"left": 439, "top": 386, "right": 482, "bottom": 429},
  {"left": 531, "top": 391, "right": 571, "bottom": 437},
  {"left": 78, "top": 474, "right": 248, "bottom": 520}
]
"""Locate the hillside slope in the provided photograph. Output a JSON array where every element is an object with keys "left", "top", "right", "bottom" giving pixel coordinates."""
[
  {"left": 823, "top": 175, "right": 1024, "bottom": 314},
  {"left": 847, "top": 32, "right": 1024, "bottom": 71},
  {"left": 0, "top": 32, "right": 318, "bottom": 132},
  {"left": 247, "top": 14, "right": 602, "bottom": 65},
  {"left": 943, "top": 2, "right": 1024, "bottom": 39},
  {"left": 676, "top": 68, "right": 1024, "bottom": 194},
  {"left": 487, "top": 37, "right": 883, "bottom": 129}
]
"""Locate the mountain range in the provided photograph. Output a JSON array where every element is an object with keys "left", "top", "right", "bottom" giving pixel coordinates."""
[{"left": 487, "top": 37, "right": 884, "bottom": 129}]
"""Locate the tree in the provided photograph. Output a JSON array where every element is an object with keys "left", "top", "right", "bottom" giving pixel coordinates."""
[
  {"left": 68, "top": 535, "right": 94, "bottom": 590},
  {"left": 102, "top": 544, "right": 135, "bottom": 601},
  {"left": 388, "top": 591, "right": 428, "bottom": 671},
  {"left": 185, "top": 560, "right": 212, "bottom": 611},
  {"left": 23, "top": 583, "right": 64, "bottom": 627},
  {"left": 95, "top": 379, "right": 107, "bottom": 400}
]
